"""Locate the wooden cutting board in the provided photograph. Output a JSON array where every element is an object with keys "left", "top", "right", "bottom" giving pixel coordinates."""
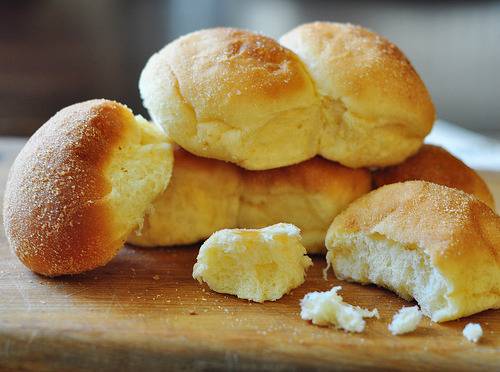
[{"left": 0, "top": 138, "right": 499, "bottom": 371}]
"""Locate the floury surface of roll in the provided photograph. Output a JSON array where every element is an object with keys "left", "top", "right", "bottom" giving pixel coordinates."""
[
  {"left": 140, "top": 24, "right": 435, "bottom": 170},
  {"left": 325, "top": 181, "right": 500, "bottom": 322},
  {"left": 128, "top": 150, "right": 371, "bottom": 253},
  {"left": 280, "top": 22, "right": 435, "bottom": 168},
  {"left": 3, "top": 100, "right": 174, "bottom": 276},
  {"left": 372, "top": 144, "right": 495, "bottom": 210}
]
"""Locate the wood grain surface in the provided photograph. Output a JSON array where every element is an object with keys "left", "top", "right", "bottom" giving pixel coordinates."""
[{"left": 0, "top": 138, "right": 499, "bottom": 371}]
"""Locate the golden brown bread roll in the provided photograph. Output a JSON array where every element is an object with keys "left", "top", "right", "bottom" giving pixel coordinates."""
[
  {"left": 325, "top": 181, "right": 500, "bottom": 322},
  {"left": 3, "top": 100, "right": 173, "bottom": 276},
  {"left": 239, "top": 157, "right": 371, "bottom": 253},
  {"left": 280, "top": 22, "right": 435, "bottom": 168},
  {"left": 140, "top": 27, "right": 322, "bottom": 170},
  {"left": 127, "top": 152, "right": 371, "bottom": 253},
  {"left": 128, "top": 146, "right": 242, "bottom": 246},
  {"left": 140, "top": 24, "right": 434, "bottom": 170},
  {"left": 373, "top": 144, "right": 495, "bottom": 209}
]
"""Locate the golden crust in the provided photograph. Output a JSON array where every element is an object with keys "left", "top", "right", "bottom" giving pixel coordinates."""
[
  {"left": 328, "top": 181, "right": 496, "bottom": 257},
  {"left": 3, "top": 100, "right": 156, "bottom": 276},
  {"left": 170, "top": 27, "right": 311, "bottom": 101},
  {"left": 373, "top": 145, "right": 495, "bottom": 209},
  {"left": 281, "top": 22, "right": 435, "bottom": 131},
  {"left": 326, "top": 181, "right": 500, "bottom": 319},
  {"left": 241, "top": 156, "right": 370, "bottom": 194}
]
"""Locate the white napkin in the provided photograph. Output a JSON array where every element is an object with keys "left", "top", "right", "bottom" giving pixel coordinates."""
[{"left": 426, "top": 120, "right": 500, "bottom": 171}]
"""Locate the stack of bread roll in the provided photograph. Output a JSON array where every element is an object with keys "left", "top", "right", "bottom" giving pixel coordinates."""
[
  {"left": 128, "top": 22, "right": 436, "bottom": 252},
  {"left": 3, "top": 22, "right": 499, "bottom": 322}
]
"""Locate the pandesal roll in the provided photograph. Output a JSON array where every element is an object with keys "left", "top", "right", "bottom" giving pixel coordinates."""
[
  {"left": 280, "top": 22, "right": 435, "bottom": 168},
  {"left": 373, "top": 144, "right": 495, "bottom": 210},
  {"left": 239, "top": 157, "right": 371, "bottom": 253},
  {"left": 3, "top": 100, "right": 173, "bottom": 276},
  {"left": 325, "top": 181, "right": 500, "bottom": 322},
  {"left": 128, "top": 146, "right": 242, "bottom": 247},
  {"left": 140, "top": 27, "right": 322, "bottom": 170}
]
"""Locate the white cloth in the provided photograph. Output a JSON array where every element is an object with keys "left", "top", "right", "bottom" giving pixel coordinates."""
[{"left": 426, "top": 120, "right": 500, "bottom": 171}]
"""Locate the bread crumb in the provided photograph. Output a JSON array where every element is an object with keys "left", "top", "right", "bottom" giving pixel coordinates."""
[
  {"left": 463, "top": 323, "right": 483, "bottom": 343},
  {"left": 388, "top": 306, "right": 422, "bottom": 335},
  {"left": 300, "top": 286, "right": 379, "bottom": 333},
  {"left": 152, "top": 275, "right": 160, "bottom": 280}
]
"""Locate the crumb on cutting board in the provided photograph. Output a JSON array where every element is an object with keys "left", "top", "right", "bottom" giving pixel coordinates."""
[
  {"left": 388, "top": 306, "right": 422, "bottom": 335},
  {"left": 300, "top": 286, "right": 379, "bottom": 333},
  {"left": 463, "top": 323, "right": 483, "bottom": 343}
]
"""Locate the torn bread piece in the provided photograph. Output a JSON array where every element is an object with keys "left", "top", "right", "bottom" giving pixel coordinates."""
[
  {"left": 325, "top": 181, "right": 500, "bottom": 322},
  {"left": 463, "top": 323, "right": 483, "bottom": 343},
  {"left": 193, "top": 223, "right": 312, "bottom": 302},
  {"left": 388, "top": 306, "right": 422, "bottom": 335},
  {"left": 300, "top": 286, "right": 379, "bottom": 333}
]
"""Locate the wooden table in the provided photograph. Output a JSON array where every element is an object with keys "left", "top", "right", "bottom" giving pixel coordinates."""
[{"left": 1, "top": 137, "right": 499, "bottom": 371}]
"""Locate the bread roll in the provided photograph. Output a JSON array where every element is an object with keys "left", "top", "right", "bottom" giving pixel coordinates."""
[
  {"left": 280, "top": 22, "right": 435, "bottom": 168},
  {"left": 373, "top": 144, "right": 495, "bottom": 209},
  {"left": 3, "top": 100, "right": 173, "bottom": 276},
  {"left": 141, "top": 24, "right": 434, "bottom": 170},
  {"left": 128, "top": 146, "right": 241, "bottom": 246},
  {"left": 127, "top": 153, "right": 371, "bottom": 253},
  {"left": 325, "top": 181, "right": 500, "bottom": 322},
  {"left": 239, "top": 156, "right": 371, "bottom": 253},
  {"left": 140, "top": 27, "right": 322, "bottom": 170},
  {"left": 193, "top": 223, "right": 312, "bottom": 302}
]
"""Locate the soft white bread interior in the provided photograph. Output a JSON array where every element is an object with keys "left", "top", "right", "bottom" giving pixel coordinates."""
[
  {"left": 325, "top": 181, "right": 500, "bottom": 322},
  {"left": 140, "top": 27, "right": 322, "bottom": 170},
  {"left": 373, "top": 144, "right": 495, "bottom": 210},
  {"left": 193, "top": 223, "right": 312, "bottom": 302},
  {"left": 3, "top": 100, "right": 173, "bottom": 276},
  {"left": 239, "top": 156, "right": 371, "bottom": 253},
  {"left": 141, "top": 24, "right": 434, "bottom": 170},
  {"left": 128, "top": 146, "right": 241, "bottom": 246},
  {"left": 280, "top": 22, "right": 435, "bottom": 168},
  {"left": 127, "top": 153, "right": 371, "bottom": 253}
]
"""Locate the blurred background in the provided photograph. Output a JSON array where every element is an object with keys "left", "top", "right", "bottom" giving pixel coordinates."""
[{"left": 1, "top": 0, "right": 499, "bottom": 137}]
